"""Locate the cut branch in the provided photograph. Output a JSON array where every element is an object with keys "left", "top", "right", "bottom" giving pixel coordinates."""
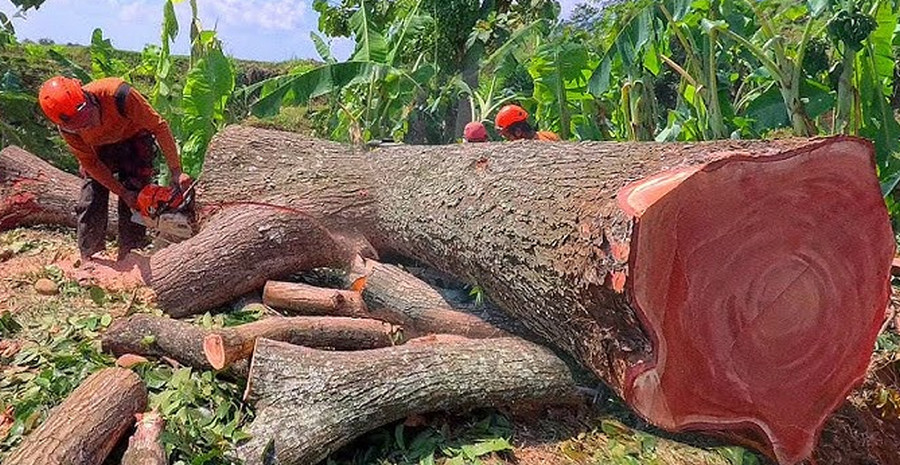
[
  {"left": 101, "top": 314, "right": 230, "bottom": 374},
  {"left": 345, "top": 258, "right": 510, "bottom": 338},
  {"left": 3, "top": 368, "right": 147, "bottom": 465},
  {"left": 121, "top": 410, "right": 167, "bottom": 465},
  {"left": 203, "top": 316, "right": 399, "bottom": 370},
  {"left": 236, "top": 337, "right": 580, "bottom": 465},
  {"left": 263, "top": 281, "right": 368, "bottom": 317},
  {"left": 151, "top": 205, "right": 371, "bottom": 317}
]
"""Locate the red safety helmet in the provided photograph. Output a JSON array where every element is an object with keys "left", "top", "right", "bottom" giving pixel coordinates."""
[
  {"left": 464, "top": 121, "right": 488, "bottom": 142},
  {"left": 495, "top": 105, "right": 528, "bottom": 131},
  {"left": 38, "top": 76, "right": 87, "bottom": 125}
]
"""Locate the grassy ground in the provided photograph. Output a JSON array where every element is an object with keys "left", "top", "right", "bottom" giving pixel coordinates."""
[{"left": 0, "top": 226, "right": 770, "bottom": 465}]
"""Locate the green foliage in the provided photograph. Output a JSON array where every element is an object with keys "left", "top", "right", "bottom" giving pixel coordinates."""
[
  {"left": 719, "top": 446, "right": 762, "bottom": 465},
  {"left": 180, "top": 31, "right": 235, "bottom": 177},
  {"left": 468, "top": 284, "right": 485, "bottom": 307},
  {"left": 876, "top": 330, "right": 900, "bottom": 353},
  {"left": 89, "top": 28, "right": 130, "bottom": 79},
  {"left": 529, "top": 36, "right": 597, "bottom": 139},
  {"left": 133, "top": 0, "right": 235, "bottom": 178},
  {"left": 132, "top": 365, "right": 252, "bottom": 464},
  {"left": 0, "top": 312, "right": 22, "bottom": 337},
  {"left": 827, "top": 4, "right": 878, "bottom": 51},
  {"left": 254, "top": 0, "right": 434, "bottom": 143},
  {"left": 0, "top": 307, "right": 253, "bottom": 465},
  {"left": 0, "top": 313, "right": 115, "bottom": 456},
  {"left": 326, "top": 411, "right": 513, "bottom": 465},
  {"left": 0, "top": 69, "right": 65, "bottom": 162}
]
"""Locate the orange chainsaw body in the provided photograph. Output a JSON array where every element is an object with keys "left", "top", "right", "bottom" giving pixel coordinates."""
[{"left": 131, "top": 183, "right": 197, "bottom": 242}]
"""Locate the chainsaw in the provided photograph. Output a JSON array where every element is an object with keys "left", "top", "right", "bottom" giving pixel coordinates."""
[{"left": 130, "top": 181, "right": 198, "bottom": 242}]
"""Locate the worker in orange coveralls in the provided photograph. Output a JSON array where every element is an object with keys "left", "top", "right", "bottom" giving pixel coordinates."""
[
  {"left": 494, "top": 104, "right": 560, "bottom": 141},
  {"left": 38, "top": 76, "right": 191, "bottom": 261}
]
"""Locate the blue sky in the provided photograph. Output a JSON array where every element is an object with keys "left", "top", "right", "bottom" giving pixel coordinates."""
[{"left": 1, "top": 0, "right": 581, "bottom": 62}]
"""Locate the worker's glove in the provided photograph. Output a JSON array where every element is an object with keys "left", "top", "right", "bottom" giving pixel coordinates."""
[
  {"left": 169, "top": 169, "right": 193, "bottom": 191},
  {"left": 175, "top": 172, "right": 193, "bottom": 190}
]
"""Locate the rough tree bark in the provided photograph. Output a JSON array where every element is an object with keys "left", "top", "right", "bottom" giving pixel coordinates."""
[
  {"left": 203, "top": 315, "right": 399, "bottom": 370},
  {"left": 103, "top": 313, "right": 397, "bottom": 373},
  {"left": 121, "top": 411, "right": 167, "bottom": 465},
  {"left": 0, "top": 145, "right": 117, "bottom": 231},
  {"left": 102, "top": 314, "right": 232, "bottom": 374},
  {"left": 236, "top": 336, "right": 580, "bottom": 465},
  {"left": 3, "top": 368, "right": 147, "bottom": 465},
  {"left": 343, "top": 257, "right": 511, "bottom": 338},
  {"left": 150, "top": 205, "right": 373, "bottom": 315},
  {"left": 262, "top": 280, "right": 369, "bottom": 317},
  {"left": 164, "top": 126, "right": 893, "bottom": 464}
]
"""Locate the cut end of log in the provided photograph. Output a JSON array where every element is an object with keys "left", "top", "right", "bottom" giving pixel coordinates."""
[
  {"left": 621, "top": 138, "right": 894, "bottom": 464},
  {"left": 203, "top": 334, "right": 228, "bottom": 371},
  {"left": 349, "top": 275, "right": 367, "bottom": 292},
  {"left": 116, "top": 354, "right": 151, "bottom": 368}
]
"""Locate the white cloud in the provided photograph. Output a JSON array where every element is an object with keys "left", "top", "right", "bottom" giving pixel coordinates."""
[
  {"left": 118, "top": 2, "right": 160, "bottom": 25},
  {"left": 201, "top": 0, "right": 308, "bottom": 31}
]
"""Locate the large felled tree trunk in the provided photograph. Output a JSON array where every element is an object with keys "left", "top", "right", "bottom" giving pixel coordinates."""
[
  {"left": 157, "top": 126, "right": 893, "bottom": 464},
  {"left": 3, "top": 368, "right": 147, "bottom": 465},
  {"left": 3, "top": 130, "right": 894, "bottom": 463}
]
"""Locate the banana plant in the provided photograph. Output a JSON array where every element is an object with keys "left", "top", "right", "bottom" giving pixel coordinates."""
[
  {"left": 656, "top": 0, "right": 731, "bottom": 140},
  {"left": 251, "top": 0, "right": 435, "bottom": 143},
  {"left": 529, "top": 37, "right": 597, "bottom": 140},
  {"left": 706, "top": 0, "right": 822, "bottom": 136},
  {"left": 588, "top": 1, "right": 665, "bottom": 141},
  {"left": 180, "top": 29, "right": 235, "bottom": 176},
  {"left": 855, "top": 0, "right": 900, "bottom": 193},
  {"left": 453, "top": 75, "right": 522, "bottom": 125}
]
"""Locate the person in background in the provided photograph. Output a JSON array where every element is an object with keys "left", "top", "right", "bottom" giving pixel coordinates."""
[
  {"left": 463, "top": 121, "right": 489, "bottom": 142},
  {"left": 38, "top": 75, "right": 191, "bottom": 261},
  {"left": 494, "top": 104, "right": 560, "bottom": 141}
]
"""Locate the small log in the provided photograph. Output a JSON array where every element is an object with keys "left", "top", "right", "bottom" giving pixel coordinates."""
[
  {"left": 263, "top": 281, "right": 368, "bottom": 317},
  {"left": 101, "top": 314, "right": 228, "bottom": 374},
  {"left": 203, "top": 316, "right": 398, "bottom": 370},
  {"left": 3, "top": 368, "right": 147, "bottom": 465},
  {"left": 121, "top": 410, "right": 166, "bottom": 465},
  {"left": 345, "top": 258, "right": 510, "bottom": 338},
  {"left": 152, "top": 205, "right": 371, "bottom": 317},
  {"left": 235, "top": 337, "right": 580, "bottom": 465}
]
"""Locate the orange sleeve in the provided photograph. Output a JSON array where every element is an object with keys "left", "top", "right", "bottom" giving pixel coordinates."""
[
  {"left": 61, "top": 131, "right": 128, "bottom": 196},
  {"left": 123, "top": 88, "right": 182, "bottom": 173},
  {"left": 60, "top": 130, "right": 95, "bottom": 161},
  {"left": 537, "top": 131, "right": 561, "bottom": 141}
]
